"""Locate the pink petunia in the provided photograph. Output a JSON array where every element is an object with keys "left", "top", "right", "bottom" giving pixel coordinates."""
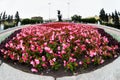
[
  {"left": 31, "top": 68, "right": 38, "bottom": 73},
  {"left": 51, "top": 32, "right": 55, "bottom": 41},
  {"left": 52, "top": 58, "right": 56, "bottom": 62},
  {"left": 30, "top": 60, "right": 35, "bottom": 67},
  {"left": 42, "top": 63, "right": 47, "bottom": 67},
  {"left": 81, "top": 45, "right": 86, "bottom": 51},
  {"left": 5, "top": 43, "right": 9, "bottom": 48},
  {"left": 42, "top": 56, "right": 46, "bottom": 62},
  {"left": 85, "top": 39, "right": 90, "bottom": 44},
  {"left": 100, "top": 59, "right": 104, "bottom": 64},
  {"left": 69, "top": 35, "right": 74, "bottom": 40},
  {"left": 89, "top": 50, "right": 96, "bottom": 57},
  {"left": 57, "top": 46, "right": 61, "bottom": 51},
  {"left": 43, "top": 42, "right": 47, "bottom": 46},
  {"left": 79, "top": 61, "right": 83, "bottom": 65},
  {"left": 44, "top": 47, "right": 51, "bottom": 53},
  {"left": 22, "top": 54, "right": 28, "bottom": 62},
  {"left": 62, "top": 43, "right": 68, "bottom": 50},
  {"left": 49, "top": 60, "right": 54, "bottom": 66},
  {"left": 35, "top": 59, "right": 40, "bottom": 65},
  {"left": 63, "top": 60, "right": 67, "bottom": 66}
]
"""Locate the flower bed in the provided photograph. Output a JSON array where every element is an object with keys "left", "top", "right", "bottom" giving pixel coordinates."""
[{"left": 0, "top": 22, "right": 120, "bottom": 74}]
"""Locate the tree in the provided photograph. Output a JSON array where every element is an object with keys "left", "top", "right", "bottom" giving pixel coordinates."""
[
  {"left": 114, "top": 10, "right": 119, "bottom": 27},
  {"left": 0, "top": 13, "right": 2, "bottom": 23},
  {"left": 99, "top": 8, "right": 106, "bottom": 22},
  {"left": 10, "top": 15, "right": 13, "bottom": 22},
  {"left": 112, "top": 12, "right": 115, "bottom": 22},
  {"left": 2, "top": 11, "right": 6, "bottom": 22},
  {"left": 15, "top": 11, "right": 20, "bottom": 25},
  {"left": 71, "top": 15, "right": 81, "bottom": 22},
  {"left": 105, "top": 13, "right": 108, "bottom": 22},
  {"left": 7, "top": 15, "right": 11, "bottom": 22}
]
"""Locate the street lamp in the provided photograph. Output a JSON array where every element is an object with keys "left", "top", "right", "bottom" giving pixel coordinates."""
[{"left": 48, "top": 2, "right": 51, "bottom": 22}]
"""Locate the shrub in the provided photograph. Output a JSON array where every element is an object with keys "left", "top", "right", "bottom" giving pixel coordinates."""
[
  {"left": 81, "top": 18, "right": 97, "bottom": 23},
  {"left": 21, "top": 18, "right": 31, "bottom": 25},
  {"left": 21, "top": 18, "right": 43, "bottom": 25},
  {"left": 4, "top": 22, "right": 15, "bottom": 29}
]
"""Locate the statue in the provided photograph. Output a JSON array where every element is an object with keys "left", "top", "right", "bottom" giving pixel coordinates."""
[{"left": 57, "top": 10, "right": 62, "bottom": 22}]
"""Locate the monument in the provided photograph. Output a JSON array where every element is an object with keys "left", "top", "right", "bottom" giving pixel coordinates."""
[{"left": 57, "top": 10, "right": 62, "bottom": 22}]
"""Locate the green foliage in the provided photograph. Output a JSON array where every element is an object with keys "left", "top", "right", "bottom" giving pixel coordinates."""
[
  {"left": 114, "top": 10, "right": 119, "bottom": 26},
  {"left": 71, "top": 15, "right": 81, "bottom": 22},
  {"left": 99, "top": 8, "right": 106, "bottom": 22},
  {"left": 21, "top": 18, "right": 43, "bottom": 25},
  {"left": 65, "top": 62, "right": 78, "bottom": 72},
  {"left": 21, "top": 18, "right": 31, "bottom": 25},
  {"left": 52, "top": 62, "right": 61, "bottom": 70},
  {"left": 81, "top": 18, "right": 97, "bottom": 23},
  {"left": 15, "top": 11, "right": 20, "bottom": 25},
  {"left": 4, "top": 22, "right": 15, "bottom": 29}
]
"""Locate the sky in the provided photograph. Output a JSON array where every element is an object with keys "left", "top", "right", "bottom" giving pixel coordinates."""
[{"left": 0, "top": 0, "right": 119, "bottom": 20}]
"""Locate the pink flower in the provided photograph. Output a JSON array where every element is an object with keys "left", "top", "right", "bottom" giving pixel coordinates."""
[
  {"left": 44, "top": 47, "right": 51, "bottom": 53},
  {"left": 49, "top": 60, "right": 54, "bottom": 66},
  {"left": 75, "top": 40, "right": 80, "bottom": 43},
  {"left": 5, "top": 43, "right": 9, "bottom": 48},
  {"left": 10, "top": 54, "right": 15, "bottom": 60},
  {"left": 61, "top": 50, "right": 66, "bottom": 54},
  {"left": 22, "top": 33, "right": 27, "bottom": 37},
  {"left": 92, "top": 59, "right": 94, "bottom": 62},
  {"left": 100, "top": 59, "right": 104, "bottom": 64},
  {"left": 37, "top": 46, "right": 43, "bottom": 53},
  {"left": 16, "top": 45, "right": 20, "bottom": 50},
  {"left": 22, "top": 54, "right": 28, "bottom": 62},
  {"left": 42, "top": 56, "right": 46, "bottom": 61},
  {"left": 69, "top": 57, "right": 76, "bottom": 62},
  {"left": 42, "top": 63, "right": 47, "bottom": 67},
  {"left": 9, "top": 42, "right": 14, "bottom": 48},
  {"left": 114, "top": 55, "right": 117, "bottom": 58},
  {"left": 103, "top": 37, "right": 109, "bottom": 43},
  {"left": 30, "top": 60, "right": 35, "bottom": 67},
  {"left": 0, "top": 49, "right": 4, "bottom": 53},
  {"left": 79, "top": 61, "right": 83, "bottom": 65},
  {"left": 85, "top": 39, "right": 90, "bottom": 44},
  {"left": 35, "top": 59, "right": 40, "bottom": 65},
  {"left": 32, "top": 38, "right": 37, "bottom": 40},
  {"left": 43, "top": 42, "right": 47, "bottom": 46},
  {"left": 63, "top": 60, "right": 67, "bottom": 66},
  {"left": 51, "top": 32, "right": 55, "bottom": 41},
  {"left": 81, "top": 45, "right": 86, "bottom": 51},
  {"left": 69, "top": 35, "right": 74, "bottom": 40},
  {"left": 49, "top": 50, "right": 53, "bottom": 54},
  {"left": 21, "top": 45, "right": 25, "bottom": 51},
  {"left": 62, "top": 43, "right": 67, "bottom": 50},
  {"left": 31, "top": 68, "right": 38, "bottom": 73},
  {"left": 57, "top": 46, "right": 61, "bottom": 51},
  {"left": 89, "top": 50, "right": 96, "bottom": 57},
  {"left": 52, "top": 58, "right": 56, "bottom": 62}
]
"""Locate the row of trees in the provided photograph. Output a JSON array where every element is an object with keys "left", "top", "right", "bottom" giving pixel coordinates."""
[
  {"left": 99, "top": 8, "right": 120, "bottom": 27},
  {"left": 0, "top": 11, "right": 20, "bottom": 26}
]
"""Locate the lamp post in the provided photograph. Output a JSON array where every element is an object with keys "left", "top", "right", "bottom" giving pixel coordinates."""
[
  {"left": 48, "top": 2, "right": 51, "bottom": 22},
  {"left": 67, "top": 1, "right": 70, "bottom": 20}
]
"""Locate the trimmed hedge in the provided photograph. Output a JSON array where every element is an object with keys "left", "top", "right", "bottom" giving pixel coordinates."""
[{"left": 21, "top": 18, "right": 43, "bottom": 25}]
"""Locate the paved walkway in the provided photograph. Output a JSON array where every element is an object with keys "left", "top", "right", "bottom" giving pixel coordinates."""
[{"left": 0, "top": 24, "right": 120, "bottom": 80}]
